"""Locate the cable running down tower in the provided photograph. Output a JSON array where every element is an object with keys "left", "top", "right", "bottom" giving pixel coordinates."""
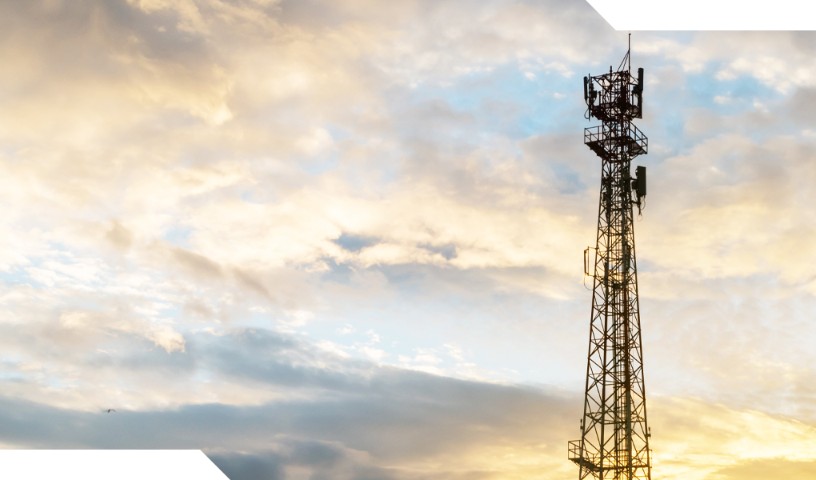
[{"left": 568, "top": 41, "right": 651, "bottom": 480}]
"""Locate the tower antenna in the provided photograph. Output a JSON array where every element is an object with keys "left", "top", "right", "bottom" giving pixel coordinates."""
[{"left": 570, "top": 37, "right": 651, "bottom": 480}]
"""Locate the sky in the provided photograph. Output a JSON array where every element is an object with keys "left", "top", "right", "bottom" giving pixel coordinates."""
[{"left": 1, "top": 0, "right": 816, "bottom": 479}]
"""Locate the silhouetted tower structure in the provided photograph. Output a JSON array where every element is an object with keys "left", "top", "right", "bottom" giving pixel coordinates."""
[{"left": 568, "top": 41, "right": 651, "bottom": 480}]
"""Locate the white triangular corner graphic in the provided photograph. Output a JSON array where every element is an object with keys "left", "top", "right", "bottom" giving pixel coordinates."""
[
  {"left": 0, "top": 450, "right": 230, "bottom": 479},
  {"left": 585, "top": 0, "right": 816, "bottom": 31}
]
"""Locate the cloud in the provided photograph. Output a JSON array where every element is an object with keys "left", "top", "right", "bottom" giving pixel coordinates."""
[
  {"left": 630, "top": 32, "right": 816, "bottom": 93},
  {"left": 208, "top": 451, "right": 286, "bottom": 480},
  {"left": 2, "top": 2, "right": 816, "bottom": 479},
  {"left": 711, "top": 459, "right": 816, "bottom": 480},
  {"left": 0, "top": 332, "right": 812, "bottom": 480},
  {"left": 651, "top": 396, "right": 816, "bottom": 480},
  {"left": 638, "top": 131, "right": 816, "bottom": 284},
  {"left": 0, "top": 327, "right": 578, "bottom": 477}
]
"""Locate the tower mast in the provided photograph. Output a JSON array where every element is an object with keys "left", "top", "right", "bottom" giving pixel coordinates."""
[{"left": 568, "top": 40, "right": 651, "bottom": 480}]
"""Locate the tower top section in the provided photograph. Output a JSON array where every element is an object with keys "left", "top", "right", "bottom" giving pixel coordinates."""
[
  {"left": 581, "top": 41, "right": 647, "bottom": 162},
  {"left": 583, "top": 36, "right": 643, "bottom": 122},
  {"left": 582, "top": 53, "right": 644, "bottom": 122}
]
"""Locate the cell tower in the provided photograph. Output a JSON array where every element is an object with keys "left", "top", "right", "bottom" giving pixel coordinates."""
[{"left": 568, "top": 39, "right": 651, "bottom": 480}]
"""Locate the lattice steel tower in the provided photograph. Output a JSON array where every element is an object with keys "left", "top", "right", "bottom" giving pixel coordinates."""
[{"left": 568, "top": 41, "right": 651, "bottom": 480}]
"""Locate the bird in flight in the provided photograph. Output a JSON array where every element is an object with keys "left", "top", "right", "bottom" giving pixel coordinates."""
[{"left": 105, "top": 409, "right": 116, "bottom": 413}]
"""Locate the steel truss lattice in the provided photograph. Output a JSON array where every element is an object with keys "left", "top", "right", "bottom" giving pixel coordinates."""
[{"left": 568, "top": 45, "right": 651, "bottom": 480}]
